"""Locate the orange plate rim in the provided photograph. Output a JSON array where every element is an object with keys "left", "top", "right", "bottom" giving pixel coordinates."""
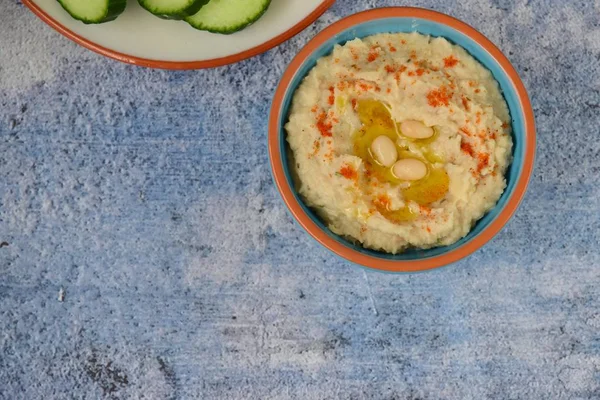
[{"left": 22, "top": 0, "right": 336, "bottom": 70}]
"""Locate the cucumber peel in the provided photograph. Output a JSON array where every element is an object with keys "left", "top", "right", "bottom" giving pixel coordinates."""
[
  {"left": 57, "top": 0, "right": 126, "bottom": 24},
  {"left": 185, "top": 0, "right": 272, "bottom": 34},
  {"left": 138, "top": 0, "right": 210, "bottom": 20}
]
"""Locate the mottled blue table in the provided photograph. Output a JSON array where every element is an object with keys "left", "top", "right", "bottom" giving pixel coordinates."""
[{"left": 1, "top": 1, "right": 599, "bottom": 399}]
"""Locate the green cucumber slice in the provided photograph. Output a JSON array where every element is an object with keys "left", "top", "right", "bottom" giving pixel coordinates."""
[
  {"left": 138, "top": 0, "right": 210, "bottom": 20},
  {"left": 57, "top": 0, "right": 126, "bottom": 24},
  {"left": 185, "top": 0, "right": 272, "bottom": 34}
]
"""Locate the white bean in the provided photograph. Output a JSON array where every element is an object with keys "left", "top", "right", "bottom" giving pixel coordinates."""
[
  {"left": 370, "top": 135, "right": 398, "bottom": 167},
  {"left": 399, "top": 120, "right": 434, "bottom": 139},
  {"left": 392, "top": 158, "right": 428, "bottom": 181}
]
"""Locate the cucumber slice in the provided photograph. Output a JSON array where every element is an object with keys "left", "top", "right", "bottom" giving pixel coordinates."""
[
  {"left": 185, "top": 0, "right": 272, "bottom": 34},
  {"left": 57, "top": 0, "right": 126, "bottom": 24},
  {"left": 138, "top": 0, "right": 210, "bottom": 20}
]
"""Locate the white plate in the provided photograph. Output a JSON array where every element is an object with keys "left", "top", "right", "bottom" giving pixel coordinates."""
[{"left": 24, "top": 0, "right": 334, "bottom": 69}]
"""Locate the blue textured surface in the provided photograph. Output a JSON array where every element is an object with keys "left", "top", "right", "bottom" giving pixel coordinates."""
[
  {"left": 277, "top": 16, "right": 530, "bottom": 262},
  {"left": 1, "top": 0, "right": 599, "bottom": 399}
]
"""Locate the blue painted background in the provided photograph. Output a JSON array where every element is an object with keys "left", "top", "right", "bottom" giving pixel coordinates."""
[{"left": 1, "top": 1, "right": 599, "bottom": 399}]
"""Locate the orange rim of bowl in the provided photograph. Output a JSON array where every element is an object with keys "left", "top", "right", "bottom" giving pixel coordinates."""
[
  {"left": 268, "top": 7, "right": 536, "bottom": 273},
  {"left": 22, "top": 0, "right": 335, "bottom": 70}
]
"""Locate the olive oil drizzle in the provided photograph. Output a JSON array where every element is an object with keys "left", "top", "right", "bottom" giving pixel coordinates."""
[{"left": 352, "top": 99, "right": 450, "bottom": 222}]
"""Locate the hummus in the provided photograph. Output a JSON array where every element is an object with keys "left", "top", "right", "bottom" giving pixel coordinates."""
[{"left": 285, "top": 33, "right": 513, "bottom": 253}]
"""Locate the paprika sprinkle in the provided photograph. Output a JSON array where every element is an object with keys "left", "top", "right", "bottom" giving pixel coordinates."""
[
  {"left": 427, "top": 86, "right": 452, "bottom": 107},
  {"left": 316, "top": 112, "right": 333, "bottom": 137},
  {"left": 443, "top": 55, "right": 459, "bottom": 68},
  {"left": 339, "top": 164, "right": 358, "bottom": 180}
]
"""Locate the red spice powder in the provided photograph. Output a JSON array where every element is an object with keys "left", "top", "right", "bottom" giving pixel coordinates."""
[
  {"left": 385, "top": 65, "right": 395, "bottom": 74},
  {"left": 328, "top": 86, "right": 335, "bottom": 106},
  {"left": 367, "top": 48, "right": 379, "bottom": 62},
  {"left": 311, "top": 105, "right": 318, "bottom": 113},
  {"left": 388, "top": 43, "right": 397, "bottom": 52},
  {"left": 419, "top": 205, "right": 432, "bottom": 214},
  {"left": 339, "top": 164, "right": 358, "bottom": 180},
  {"left": 443, "top": 55, "right": 459, "bottom": 68},
  {"left": 386, "top": 88, "right": 392, "bottom": 94},
  {"left": 476, "top": 112, "right": 482, "bottom": 124},
  {"left": 310, "top": 140, "right": 320, "bottom": 157},
  {"left": 502, "top": 122, "right": 510, "bottom": 129},
  {"left": 477, "top": 153, "right": 490, "bottom": 172},
  {"left": 334, "top": 58, "right": 340, "bottom": 63},
  {"left": 461, "top": 141, "right": 476, "bottom": 157},
  {"left": 394, "top": 65, "right": 407, "bottom": 83},
  {"left": 351, "top": 98, "right": 357, "bottom": 109},
  {"left": 350, "top": 48, "right": 359, "bottom": 60},
  {"left": 427, "top": 86, "right": 452, "bottom": 107},
  {"left": 316, "top": 112, "right": 333, "bottom": 137},
  {"left": 461, "top": 96, "right": 470, "bottom": 111},
  {"left": 401, "top": 40, "right": 407, "bottom": 44},
  {"left": 426, "top": 227, "right": 432, "bottom": 233},
  {"left": 460, "top": 126, "right": 471, "bottom": 136},
  {"left": 474, "top": 88, "right": 481, "bottom": 93},
  {"left": 409, "top": 68, "right": 425, "bottom": 77},
  {"left": 328, "top": 108, "right": 338, "bottom": 121},
  {"left": 444, "top": 73, "right": 456, "bottom": 87},
  {"left": 358, "top": 82, "right": 371, "bottom": 92}
]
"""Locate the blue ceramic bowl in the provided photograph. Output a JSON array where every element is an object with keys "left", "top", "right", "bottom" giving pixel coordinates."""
[{"left": 268, "top": 7, "right": 536, "bottom": 272}]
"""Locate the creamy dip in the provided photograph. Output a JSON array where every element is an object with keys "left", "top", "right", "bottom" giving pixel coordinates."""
[{"left": 285, "top": 32, "right": 513, "bottom": 253}]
